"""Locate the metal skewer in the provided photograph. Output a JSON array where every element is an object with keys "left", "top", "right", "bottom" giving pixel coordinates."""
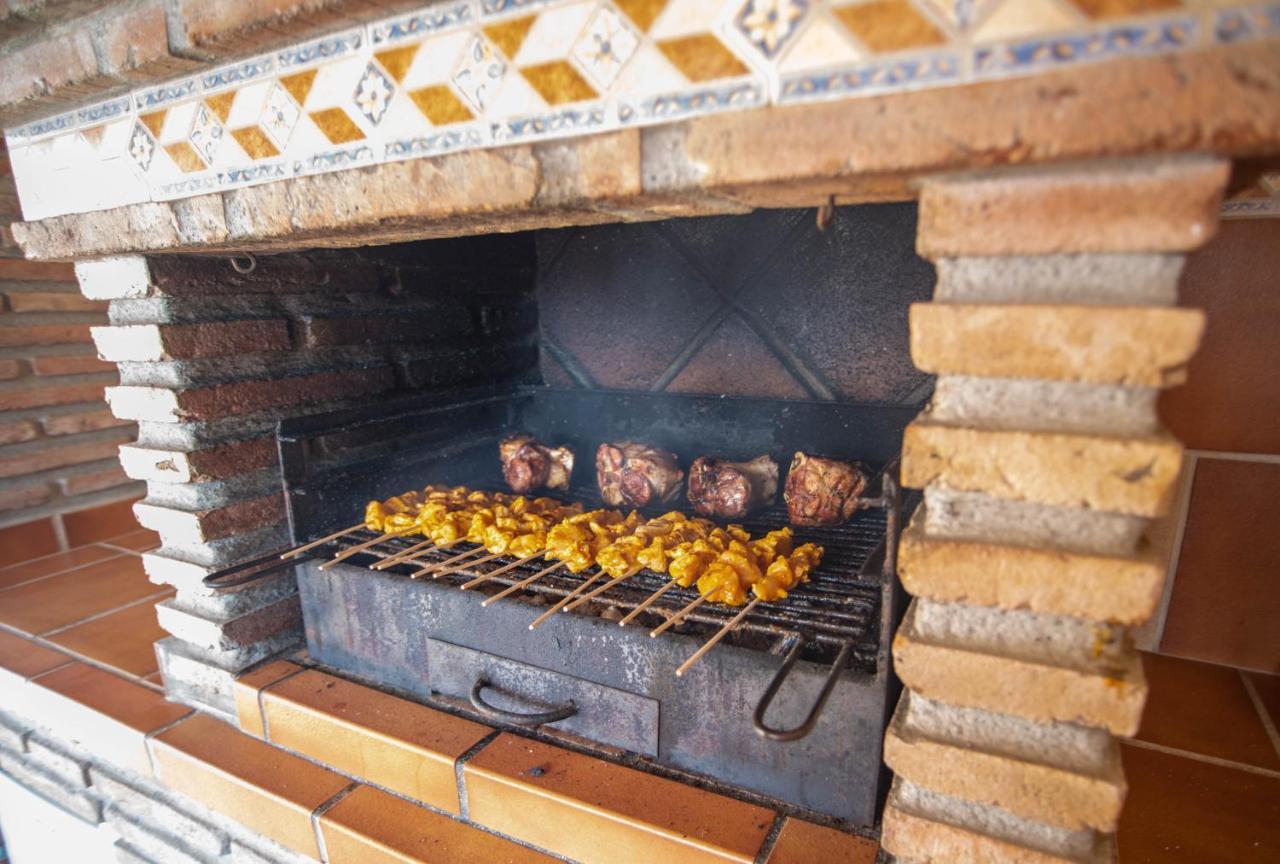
[
  {"left": 564, "top": 566, "right": 642, "bottom": 612},
  {"left": 528, "top": 571, "right": 607, "bottom": 630},
  {"left": 481, "top": 561, "right": 565, "bottom": 606},
  {"left": 319, "top": 531, "right": 407, "bottom": 570},
  {"left": 281, "top": 523, "right": 366, "bottom": 560},
  {"left": 650, "top": 592, "right": 709, "bottom": 638},
  {"left": 409, "top": 545, "right": 481, "bottom": 578},
  {"left": 373, "top": 537, "right": 437, "bottom": 570},
  {"left": 461, "top": 553, "right": 542, "bottom": 590},
  {"left": 619, "top": 580, "right": 678, "bottom": 627},
  {"left": 675, "top": 598, "right": 760, "bottom": 676}
]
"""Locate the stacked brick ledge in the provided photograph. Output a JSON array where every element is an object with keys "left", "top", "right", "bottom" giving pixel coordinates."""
[
  {"left": 883, "top": 154, "right": 1229, "bottom": 863},
  {"left": 0, "top": 625, "right": 881, "bottom": 864}
]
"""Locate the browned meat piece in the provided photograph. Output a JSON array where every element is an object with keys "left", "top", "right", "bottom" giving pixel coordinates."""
[
  {"left": 687, "top": 454, "right": 779, "bottom": 519},
  {"left": 783, "top": 452, "right": 867, "bottom": 526},
  {"left": 596, "top": 442, "right": 684, "bottom": 508},
  {"left": 499, "top": 435, "right": 574, "bottom": 494}
]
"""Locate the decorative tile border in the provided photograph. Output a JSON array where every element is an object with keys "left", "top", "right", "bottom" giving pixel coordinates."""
[{"left": 5, "top": 0, "right": 1280, "bottom": 222}]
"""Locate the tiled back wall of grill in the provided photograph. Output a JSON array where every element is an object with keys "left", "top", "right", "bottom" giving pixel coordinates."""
[{"left": 535, "top": 202, "right": 935, "bottom": 404}]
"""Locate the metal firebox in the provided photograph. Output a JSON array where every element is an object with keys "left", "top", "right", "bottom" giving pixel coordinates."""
[{"left": 221, "top": 385, "right": 915, "bottom": 826}]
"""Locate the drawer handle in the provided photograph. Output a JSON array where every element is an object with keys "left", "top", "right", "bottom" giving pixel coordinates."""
[{"left": 469, "top": 676, "right": 577, "bottom": 726}]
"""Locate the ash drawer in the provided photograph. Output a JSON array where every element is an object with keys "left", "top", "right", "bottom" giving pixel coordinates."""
[{"left": 427, "top": 638, "right": 659, "bottom": 756}]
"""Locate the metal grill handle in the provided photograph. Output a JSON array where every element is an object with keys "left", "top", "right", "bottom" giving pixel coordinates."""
[
  {"left": 469, "top": 676, "right": 577, "bottom": 726},
  {"left": 753, "top": 639, "right": 853, "bottom": 741}
]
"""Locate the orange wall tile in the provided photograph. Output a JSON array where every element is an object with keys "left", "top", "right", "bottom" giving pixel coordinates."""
[
  {"left": 232, "top": 659, "right": 303, "bottom": 737},
  {"left": 1160, "top": 458, "right": 1280, "bottom": 673},
  {"left": 260, "top": 668, "right": 492, "bottom": 814},
  {"left": 319, "top": 784, "right": 557, "bottom": 864},
  {"left": 62, "top": 498, "right": 142, "bottom": 546},
  {"left": 0, "top": 517, "right": 58, "bottom": 567},
  {"left": 766, "top": 818, "right": 878, "bottom": 864},
  {"left": 1160, "top": 219, "right": 1280, "bottom": 454},
  {"left": 151, "top": 712, "right": 350, "bottom": 859},
  {"left": 464, "top": 733, "right": 775, "bottom": 864},
  {"left": 0, "top": 554, "right": 165, "bottom": 635}
]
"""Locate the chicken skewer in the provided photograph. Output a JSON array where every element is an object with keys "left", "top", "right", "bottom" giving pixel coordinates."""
[
  {"left": 281, "top": 522, "right": 365, "bottom": 560},
  {"left": 320, "top": 490, "right": 432, "bottom": 570},
  {"left": 619, "top": 522, "right": 751, "bottom": 626},
  {"left": 525, "top": 509, "right": 641, "bottom": 628},
  {"left": 417, "top": 496, "right": 583, "bottom": 580},
  {"left": 372, "top": 488, "right": 513, "bottom": 571}
]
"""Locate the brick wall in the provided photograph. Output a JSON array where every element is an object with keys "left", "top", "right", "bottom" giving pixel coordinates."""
[
  {"left": 0, "top": 141, "right": 142, "bottom": 541},
  {"left": 80, "top": 237, "right": 538, "bottom": 715}
]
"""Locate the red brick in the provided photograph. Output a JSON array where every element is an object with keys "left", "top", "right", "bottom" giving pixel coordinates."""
[
  {"left": 0, "top": 484, "right": 52, "bottom": 512},
  {"left": 0, "top": 380, "right": 110, "bottom": 411},
  {"left": 31, "top": 354, "right": 114, "bottom": 375},
  {"left": 5, "top": 292, "right": 105, "bottom": 312},
  {"left": 0, "top": 29, "right": 98, "bottom": 115},
  {"left": 0, "top": 358, "right": 25, "bottom": 380},
  {"left": 0, "top": 323, "right": 93, "bottom": 347},
  {"left": 298, "top": 310, "right": 471, "bottom": 348},
  {"left": 159, "top": 320, "right": 290, "bottom": 359},
  {"left": 0, "top": 433, "right": 130, "bottom": 479},
  {"left": 61, "top": 466, "right": 132, "bottom": 496},
  {"left": 0, "top": 420, "right": 39, "bottom": 445},
  {"left": 0, "top": 260, "right": 75, "bottom": 282},
  {"left": 97, "top": 0, "right": 178, "bottom": 80},
  {"left": 42, "top": 409, "right": 131, "bottom": 436},
  {"left": 175, "top": 367, "right": 394, "bottom": 419}
]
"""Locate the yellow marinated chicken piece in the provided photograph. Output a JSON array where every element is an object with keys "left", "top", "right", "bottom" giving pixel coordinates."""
[
  {"left": 544, "top": 509, "right": 637, "bottom": 572},
  {"left": 696, "top": 540, "right": 763, "bottom": 606},
  {"left": 754, "top": 542, "right": 822, "bottom": 601},
  {"left": 596, "top": 534, "right": 647, "bottom": 577},
  {"left": 666, "top": 524, "right": 746, "bottom": 587}
]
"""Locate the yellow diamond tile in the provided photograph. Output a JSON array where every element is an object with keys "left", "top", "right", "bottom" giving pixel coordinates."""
[
  {"left": 408, "top": 85, "right": 475, "bottom": 125},
  {"left": 972, "top": 0, "right": 1082, "bottom": 41},
  {"left": 1069, "top": 0, "right": 1183, "bottom": 17},
  {"left": 657, "top": 34, "right": 750, "bottom": 82},
  {"left": 834, "top": 0, "right": 947, "bottom": 53},
  {"left": 520, "top": 60, "right": 598, "bottom": 105},
  {"left": 163, "top": 141, "right": 205, "bottom": 173},
  {"left": 204, "top": 92, "right": 236, "bottom": 123},
  {"left": 231, "top": 127, "right": 280, "bottom": 159},
  {"left": 279, "top": 69, "right": 317, "bottom": 106},
  {"left": 139, "top": 110, "right": 167, "bottom": 139},
  {"left": 308, "top": 108, "right": 366, "bottom": 144},
  {"left": 484, "top": 15, "right": 536, "bottom": 60},
  {"left": 776, "top": 14, "right": 863, "bottom": 72},
  {"left": 375, "top": 44, "right": 420, "bottom": 83},
  {"left": 615, "top": 0, "right": 667, "bottom": 32}
]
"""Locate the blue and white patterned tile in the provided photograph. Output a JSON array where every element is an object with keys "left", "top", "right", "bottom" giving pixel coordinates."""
[
  {"left": 1214, "top": 1, "right": 1280, "bottom": 43},
  {"left": 370, "top": 0, "right": 475, "bottom": 46},
  {"left": 972, "top": 15, "right": 1198, "bottom": 80},
  {"left": 778, "top": 49, "right": 961, "bottom": 103}
]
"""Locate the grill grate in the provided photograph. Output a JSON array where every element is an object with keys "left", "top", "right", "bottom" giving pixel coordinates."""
[{"left": 323, "top": 478, "right": 892, "bottom": 675}]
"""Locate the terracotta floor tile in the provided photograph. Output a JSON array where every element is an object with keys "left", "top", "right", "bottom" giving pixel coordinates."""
[
  {"left": 320, "top": 784, "right": 557, "bottom": 864},
  {"left": 62, "top": 499, "right": 142, "bottom": 547},
  {"left": 0, "top": 555, "right": 166, "bottom": 636},
  {"left": 0, "top": 545, "right": 122, "bottom": 591},
  {"left": 233, "top": 659, "right": 303, "bottom": 738},
  {"left": 464, "top": 733, "right": 775, "bottom": 864},
  {"left": 1137, "top": 652, "right": 1280, "bottom": 770},
  {"left": 26, "top": 661, "right": 190, "bottom": 775},
  {"left": 766, "top": 818, "right": 879, "bottom": 864},
  {"left": 1245, "top": 671, "right": 1280, "bottom": 731},
  {"left": 1119, "top": 744, "right": 1280, "bottom": 863},
  {"left": 262, "top": 668, "right": 493, "bottom": 814},
  {"left": 99, "top": 528, "right": 160, "bottom": 553},
  {"left": 45, "top": 594, "right": 173, "bottom": 678},
  {"left": 0, "top": 518, "right": 58, "bottom": 568},
  {"left": 0, "top": 629, "right": 72, "bottom": 682},
  {"left": 151, "top": 712, "right": 351, "bottom": 859}
]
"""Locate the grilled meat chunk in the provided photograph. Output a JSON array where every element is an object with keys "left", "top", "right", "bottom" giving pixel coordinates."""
[
  {"left": 596, "top": 442, "right": 684, "bottom": 508},
  {"left": 499, "top": 435, "right": 574, "bottom": 494},
  {"left": 783, "top": 452, "right": 868, "bottom": 526},
  {"left": 686, "top": 454, "right": 778, "bottom": 519}
]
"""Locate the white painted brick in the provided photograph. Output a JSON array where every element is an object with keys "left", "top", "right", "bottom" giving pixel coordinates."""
[
  {"left": 104, "top": 386, "right": 181, "bottom": 422},
  {"left": 75, "top": 257, "right": 152, "bottom": 300},
  {"left": 119, "top": 444, "right": 193, "bottom": 483},
  {"left": 91, "top": 325, "right": 168, "bottom": 362}
]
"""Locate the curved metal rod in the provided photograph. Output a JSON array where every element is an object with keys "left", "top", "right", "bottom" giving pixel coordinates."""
[
  {"left": 229, "top": 252, "right": 257, "bottom": 274},
  {"left": 468, "top": 677, "right": 576, "bottom": 727},
  {"left": 753, "top": 639, "right": 853, "bottom": 742}
]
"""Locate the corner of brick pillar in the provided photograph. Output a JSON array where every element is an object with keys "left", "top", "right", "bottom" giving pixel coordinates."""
[{"left": 883, "top": 154, "right": 1229, "bottom": 863}]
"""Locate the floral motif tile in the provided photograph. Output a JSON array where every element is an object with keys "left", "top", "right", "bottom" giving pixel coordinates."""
[{"left": 5, "top": 0, "right": 1278, "bottom": 221}]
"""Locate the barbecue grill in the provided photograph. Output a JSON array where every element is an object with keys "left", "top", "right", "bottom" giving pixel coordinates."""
[{"left": 206, "top": 384, "right": 916, "bottom": 826}]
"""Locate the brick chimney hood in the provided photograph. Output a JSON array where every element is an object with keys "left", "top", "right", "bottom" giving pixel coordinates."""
[{"left": 2, "top": 2, "right": 1279, "bottom": 864}]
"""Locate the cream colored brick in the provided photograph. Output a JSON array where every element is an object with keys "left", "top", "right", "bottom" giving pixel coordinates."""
[
  {"left": 910, "top": 304, "right": 1204, "bottom": 387},
  {"left": 902, "top": 417, "right": 1184, "bottom": 518},
  {"left": 899, "top": 511, "right": 1163, "bottom": 625},
  {"left": 884, "top": 694, "right": 1125, "bottom": 832}
]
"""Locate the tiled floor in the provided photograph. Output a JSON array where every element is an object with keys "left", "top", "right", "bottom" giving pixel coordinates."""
[{"left": 0, "top": 530, "right": 1277, "bottom": 860}]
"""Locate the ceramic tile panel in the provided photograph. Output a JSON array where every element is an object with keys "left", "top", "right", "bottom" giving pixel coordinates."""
[{"left": 5, "top": 0, "right": 1280, "bottom": 221}]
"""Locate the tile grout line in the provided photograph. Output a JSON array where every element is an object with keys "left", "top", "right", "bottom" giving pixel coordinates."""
[
  {"left": 753, "top": 812, "right": 787, "bottom": 864},
  {"left": 1186, "top": 448, "right": 1280, "bottom": 464},
  {"left": 255, "top": 664, "right": 311, "bottom": 742},
  {"left": 310, "top": 780, "right": 359, "bottom": 864},
  {"left": 36, "top": 587, "right": 174, "bottom": 638},
  {"left": 1124, "top": 737, "right": 1280, "bottom": 780},
  {"left": 453, "top": 729, "right": 502, "bottom": 822},
  {"left": 1239, "top": 670, "right": 1280, "bottom": 762},
  {"left": 142, "top": 709, "right": 199, "bottom": 777},
  {"left": 1150, "top": 452, "right": 1197, "bottom": 651},
  {"left": 0, "top": 550, "right": 131, "bottom": 595}
]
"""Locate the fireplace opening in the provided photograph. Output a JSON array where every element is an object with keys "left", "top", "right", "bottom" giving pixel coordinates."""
[{"left": 183, "top": 204, "right": 935, "bottom": 827}]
